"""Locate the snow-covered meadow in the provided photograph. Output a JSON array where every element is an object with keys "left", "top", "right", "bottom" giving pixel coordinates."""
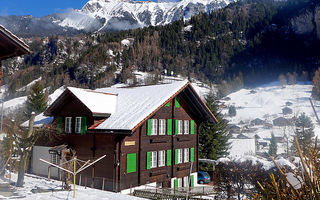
[
  {"left": 0, "top": 173, "right": 144, "bottom": 200},
  {"left": 221, "top": 81, "right": 320, "bottom": 159}
]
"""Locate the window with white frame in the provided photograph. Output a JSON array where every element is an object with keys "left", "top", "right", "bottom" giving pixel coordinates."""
[
  {"left": 184, "top": 120, "right": 189, "bottom": 134},
  {"left": 158, "top": 150, "right": 165, "bottom": 167},
  {"left": 184, "top": 148, "right": 189, "bottom": 163},
  {"left": 178, "top": 178, "right": 182, "bottom": 188},
  {"left": 159, "top": 119, "right": 166, "bottom": 135},
  {"left": 150, "top": 151, "right": 157, "bottom": 168},
  {"left": 177, "top": 149, "right": 183, "bottom": 164},
  {"left": 75, "top": 117, "right": 82, "bottom": 133},
  {"left": 65, "top": 117, "right": 72, "bottom": 133},
  {"left": 183, "top": 176, "right": 189, "bottom": 187},
  {"left": 51, "top": 153, "right": 59, "bottom": 165},
  {"left": 177, "top": 120, "right": 183, "bottom": 135},
  {"left": 151, "top": 119, "right": 158, "bottom": 135}
]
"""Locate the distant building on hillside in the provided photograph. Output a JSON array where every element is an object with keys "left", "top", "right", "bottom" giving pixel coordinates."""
[
  {"left": 273, "top": 117, "right": 292, "bottom": 126},
  {"left": 282, "top": 107, "right": 293, "bottom": 115},
  {"left": 250, "top": 118, "right": 264, "bottom": 126}
]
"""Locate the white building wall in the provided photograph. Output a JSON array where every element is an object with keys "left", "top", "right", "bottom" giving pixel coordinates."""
[{"left": 32, "top": 146, "right": 60, "bottom": 179}]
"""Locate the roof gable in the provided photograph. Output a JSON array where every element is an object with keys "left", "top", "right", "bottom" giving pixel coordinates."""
[
  {"left": 45, "top": 87, "right": 117, "bottom": 116},
  {"left": 0, "top": 25, "right": 30, "bottom": 60},
  {"left": 67, "top": 87, "right": 117, "bottom": 115}
]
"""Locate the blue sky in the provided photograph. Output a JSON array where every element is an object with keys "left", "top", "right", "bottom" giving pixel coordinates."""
[{"left": 0, "top": 0, "right": 89, "bottom": 17}]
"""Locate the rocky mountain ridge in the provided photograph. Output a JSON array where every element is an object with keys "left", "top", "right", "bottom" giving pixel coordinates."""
[{"left": 0, "top": 0, "right": 236, "bottom": 36}]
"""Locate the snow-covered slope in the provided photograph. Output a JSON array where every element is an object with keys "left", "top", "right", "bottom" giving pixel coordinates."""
[
  {"left": 58, "top": 0, "right": 236, "bottom": 31},
  {"left": 221, "top": 81, "right": 320, "bottom": 158}
]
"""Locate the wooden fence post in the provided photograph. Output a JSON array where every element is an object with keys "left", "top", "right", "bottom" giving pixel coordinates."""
[
  {"left": 48, "top": 166, "right": 51, "bottom": 181},
  {"left": 102, "top": 178, "right": 105, "bottom": 190}
]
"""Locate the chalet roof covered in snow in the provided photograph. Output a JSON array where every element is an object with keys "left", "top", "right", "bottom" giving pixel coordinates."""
[
  {"left": 67, "top": 87, "right": 118, "bottom": 115},
  {"left": 95, "top": 80, "right": 189, "bottom": 130},
  {"left": 45, "top": 80, "right": 216, "bottom": 132}
]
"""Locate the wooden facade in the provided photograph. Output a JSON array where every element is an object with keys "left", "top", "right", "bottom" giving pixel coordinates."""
[{"left": 39, "top": 83, "right": 216, "bottom": 192}]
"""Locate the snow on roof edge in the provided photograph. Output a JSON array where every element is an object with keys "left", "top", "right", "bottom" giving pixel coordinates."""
[
  {"left": 94, "top": 79, "right": 190, "bottom": 131},
  {"left": 131, "top": 80, "right": 190, "bottom": 132}
]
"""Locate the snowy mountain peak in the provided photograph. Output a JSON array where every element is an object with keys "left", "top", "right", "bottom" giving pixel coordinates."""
[{"left": 58, "top": 0, "right": 237, "bottom": 31}]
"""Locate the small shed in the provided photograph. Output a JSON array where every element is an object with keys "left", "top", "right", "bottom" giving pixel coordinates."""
[
  {"left": 282, "top": 107, "right": 293, "bottom": 115},
  {"left": 273, "top": 117, "right": 292, "bottom": 126},
  {"left": 251, "top": 118, "right": 264, "bottom": 126},
  {"left": 227, "top": 124, "right": 241, "bottom": 134},
  {"left": 237, "top": 133, "right": 249, "bottom": 139},
  {"left": 263, "top": 122, "right": 273, "bottom": 129}
]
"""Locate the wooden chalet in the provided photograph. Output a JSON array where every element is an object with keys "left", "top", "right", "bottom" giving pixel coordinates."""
[
  {"left": 36, "top": 80, "right": 217, "bottom": 193},
  {"left": 0, "top": 25, "right": 30, "bottom": 85}
]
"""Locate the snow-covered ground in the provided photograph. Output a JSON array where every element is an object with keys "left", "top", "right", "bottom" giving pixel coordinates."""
[
  {"left": 0, "top": 173, "right": 144, "bottom": 200},
  {"left": 222, "top": 81, "right": 319, "bottom": 158}
]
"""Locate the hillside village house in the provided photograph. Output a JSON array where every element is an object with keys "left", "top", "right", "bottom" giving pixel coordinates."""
[
  {"left": 0, "top": 25, "right": 30, "bottom": 85},
  {"left": 32, "top": 80, "right": 217, "bottom": 193}
]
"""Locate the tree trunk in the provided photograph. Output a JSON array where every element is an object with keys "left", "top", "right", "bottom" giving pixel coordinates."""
[
  {"left": 16, "top": 113, "right": 35, "bottom": 187},
  {"left": 16, "top": 152, "right": 28, "bottom": 187}
]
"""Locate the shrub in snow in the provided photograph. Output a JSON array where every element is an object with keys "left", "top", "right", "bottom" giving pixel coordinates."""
[
  {"left": 253, "top": 137, "right": 320, "bottom": 199},
  {"left": 228, "top": 105, "right": 236, "bottom": 117},
  {"left": 268, "top": 133, "right": 277, "bottom": 157},
  {"left": 214, "top": 160, "right": 281, "bottom": 200}
]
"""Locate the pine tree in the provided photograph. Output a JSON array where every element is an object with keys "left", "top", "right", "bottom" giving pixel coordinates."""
[
  {"left": 199, "top": 92, "right": 230, "bottom": 160},
  {"left": 292, "top": 113, "right": 314, "bottom": 153},
  {"left": 25, "top": 81, "right": 47, "bottom": 117},
  {"left": 268, "top": 133, "right": 277, "bottom": 157}
]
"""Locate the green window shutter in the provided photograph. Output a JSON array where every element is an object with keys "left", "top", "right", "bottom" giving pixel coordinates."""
[
  {"left": 167, "top": 150, "right": 172, "bottom": 166},
  {"left": 175, "top": 97, "right": 180, "bottom": 108},
  {"left": 167, "top": 119, "right": 172, "bottom": 135},
  {"left": 146, "top": 152, "right": 151, "bottom": 170},
  {"left": 190, "top": 175, "right": 194, "bottom": 187},
  {"left": 81, "top": 116, "right": 87, "bottom": 135},
  {"left": 175, "top": 120, "right": 178, "bottom": 135},
  {"left": 165, "top": 102, "right": 170, "bottom": 107},
  {"left": 175, "top": 149, "right": 178, "bottom": 164},
  {"left": 127, "top": 153, "right": 136, "bottom": 173},
  {"left": 190, "top": 147, "right": 195, "bottom": 162},
  {"left": 147, "top": 119, "right": 152, "bottom": 136},
  {"left": 190, "top": 120, "right": 195, "bottom": 135},
  {"left": 174, "top": 179, "right": 178, "bottom": 189},
  {"left": 57, "top": 117, "right": 63, "bottom": 134}
]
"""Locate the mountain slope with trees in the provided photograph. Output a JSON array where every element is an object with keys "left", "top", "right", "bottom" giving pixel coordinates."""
[{"left": 2, "top": 0, "right": 320, "bottom": 100}]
